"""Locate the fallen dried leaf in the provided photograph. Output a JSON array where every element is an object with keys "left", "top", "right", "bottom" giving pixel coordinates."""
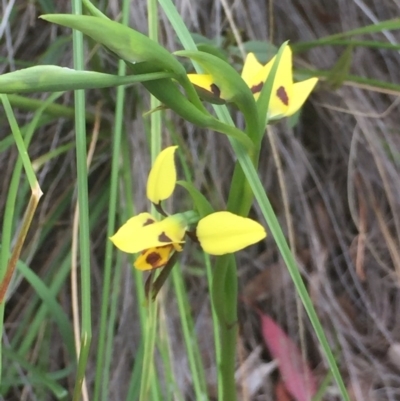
[{"left": 259, "top": 312, "right": 317, "bottom": 401}]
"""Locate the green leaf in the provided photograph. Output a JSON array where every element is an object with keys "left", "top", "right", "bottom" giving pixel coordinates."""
[
  {"left": 176, "top": 50, "right": 253, "bottom": 105},
  {"left": 326, "top": 45, "right": 354, "bottom": 89},
  {"left": 0, "top": 66, "right": 174, "bottom": 93},
  {"left": 177, "top": 180, "right": 214, "bottom": 218},
  {"left": 196, "top": 44, "right": 229, "bottom": 63},
  {"left": 41, "top": 14, "right": 186, "bottom": 75}
]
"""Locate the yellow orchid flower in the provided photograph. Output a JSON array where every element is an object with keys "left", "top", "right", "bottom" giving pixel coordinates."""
[
  {"left": 110, "top": 146, "right": 267, "bottom": 270},
  {"left": 110, "top": 212, "right": 186, "bottom": 270},
  {"left": 187, "top": 45, "right": 318, "bottom": 119}
]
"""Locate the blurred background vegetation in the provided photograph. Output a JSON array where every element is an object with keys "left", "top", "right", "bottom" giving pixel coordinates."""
[{"left": 2, "top": 0, "right": 400, "bottom": 400}]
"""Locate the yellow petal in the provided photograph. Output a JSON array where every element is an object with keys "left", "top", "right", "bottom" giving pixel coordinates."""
[
  {"left": 196, "top": 211, "right": 266, "bottom": 255},
  {"left": 110, "top": 214, "right": 186, "bottom": 254},
  {"left": 110, "top": 213, "right": 157, "bottom": 253},
  {"left": 187, "top": 73, "right": 215, "bottom": 93},
  {"left": 147, "top": 146, "right": 178, "bottom": 205},
  {"left": 134, "top": 245, "right": 175, "bottom": 270},
  {"left": 241, "top": 53, "right": 263, "bottom": 88},
  {"left": 286, "top": 77, "right": 318, "bottom": 116},
  {"left": 264, "top": 46, "right": 293, "bottom": 118}
]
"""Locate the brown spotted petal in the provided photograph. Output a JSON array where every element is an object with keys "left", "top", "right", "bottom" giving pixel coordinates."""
[{"left": 134, "top": 245, "right": 175, "bottom": 270}]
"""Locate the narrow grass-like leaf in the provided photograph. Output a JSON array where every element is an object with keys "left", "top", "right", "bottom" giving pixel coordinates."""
[
  {"left": 297, "top": 68, "right": 400, "bottom": 95},
  {"left": 0, "top": 66, "right": 175, "bottom": 93},
  {"left": 0, "top": 93, "right": 57, "bottom": 378},
  {"left": 16, "top": 257, "right": 75, "bottom": 356},
  {"left": 171, "top": 264, "right": 209, "bottom": 401},
  {"left": 294, "top": 39, "right": 400, "bottom": 52},
  {"left": 1, "top": 347, "right": 68, "bottom": 400},
  {"left": 301, "top": 18, "right": 400, "bottom": 43},
  {"left": 7, "top": 94, "right": 88, "bottom": 120},
  {"left": 93, "top": 0, "right": 130, "bottom": 399},
  {"left": 70, "top": 0, "right": 92, "bottom": 399},
  {"left": 326, "top": 45, "right": 354, "bottom": 89}
]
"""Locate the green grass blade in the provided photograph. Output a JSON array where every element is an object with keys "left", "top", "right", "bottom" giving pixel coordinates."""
[
  {"left": 305, "top": 18, "right": 400, "bottom": 43},
  {"left": 70, "top": 0, "right": 92, "bottom": 399},
  {"left": 294, "top": 38, "right": 400, "bottom": 52},
  {"left": 93, "top": 0, "right": 131, "bottom": 399},
  {"left": 0, "top": 66, "right": 174, "bottom": 93},
  {"left": 16, "top": 258, "right": 75, "bottom": 356},
  {"left": 171, "top": 265, "right": 209, "bottom": 401},
  {"left": 0, "top": 95, "right": 40, "bottom": 189},
  {"left": 2, "top": 347, "right": 68, "bottom": 400}
]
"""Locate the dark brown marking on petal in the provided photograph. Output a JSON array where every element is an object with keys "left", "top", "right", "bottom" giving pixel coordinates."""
[
  {"left": 143, "top": 218, "right": 156, "bottom": 226},
  {"left": 158, "top": 232, "right": 172, "bottom": 243},
  {"left": 251, "top": 82, "right": 264, "bottom": 94},
  {"left": 146, "top": 251, "right": 161, "bottom": 267},
  {"left": 210, "top": 84, "right": 221, "bottom": 98},
  {"left": 276, "top": 86, "right": 289, "bottom": 106}
]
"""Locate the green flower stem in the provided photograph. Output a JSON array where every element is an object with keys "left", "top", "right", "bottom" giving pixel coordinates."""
[
  {"left": 204, "top": 253, "right": 223, "bottom": 400},
  {"left": 212, "top": 163, "right": 258, "bottom": 401},
  {"left": 210, "top": 255, "right": 237, "bottom": 401}
]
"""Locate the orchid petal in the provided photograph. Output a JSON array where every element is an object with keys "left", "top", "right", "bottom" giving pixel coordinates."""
[
  {"left": 110, "top": 214, "right": 186, "bottom": 254},
  {"left": 196, "top": 211, "right": 266, "bottom": 255},
  {"left": 241, "top": 53, "right": 263, "bottom": 88},
  {"left": 134, "top": 245, "right": 175, "bottom": 270},
  {"left": 287, "top": 77, "right": 318, "bottom": 116},
  {"left": 110, "top": 213, "right": 157, "bottom": 253},
  {"left": 187, "top": 73, "right": 215, "bottom": 93},
  {"left": 147, "top": 146, "right": 178, "bottom": 204},
  {"left": 262, "top": 46, "right": 293, "bottom": 118}
]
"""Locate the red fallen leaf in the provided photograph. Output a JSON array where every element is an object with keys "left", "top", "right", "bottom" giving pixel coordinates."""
[
  {"left": 259, "top": 312, "right": 317, "bottom": 401},
  {"left": 275, "top": 379, "right": 293, "bottom": 401}
]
